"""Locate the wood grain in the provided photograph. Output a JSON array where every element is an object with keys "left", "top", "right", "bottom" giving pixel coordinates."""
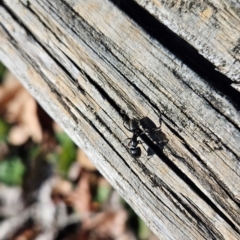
[
  {"left": 0, "top": 0, "right": 239, "bottom": 239},
  {"left": 131, "top": 0, "right": 240, "bottom": 84}
]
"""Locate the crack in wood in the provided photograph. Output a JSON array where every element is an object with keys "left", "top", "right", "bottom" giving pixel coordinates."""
[{"left": 109, "top": 0, "right": 240, "bottom": 107}]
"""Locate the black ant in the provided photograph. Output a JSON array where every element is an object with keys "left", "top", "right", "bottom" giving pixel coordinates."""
[{"left": 121, "top": 110, "right": 144, "bottom": 158}]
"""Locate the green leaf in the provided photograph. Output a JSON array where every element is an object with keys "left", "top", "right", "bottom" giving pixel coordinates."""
[
  {"left": 94, "top": 185, "right": 111, "bottom": 204},
  {"left": 138, "top": 217, "right": 150, "bottom": 240},
  {"left": 0, "top": 119, "right": 10, "bottom": 142},
  {"left": 0, "top": 62, "right": 6, "bottom": 83},
  {"left": 55, "top": 132, "right": 77, "bottom": 176},
  {"left": 0, "top": 157, "right": 25, "bottom": 186}
]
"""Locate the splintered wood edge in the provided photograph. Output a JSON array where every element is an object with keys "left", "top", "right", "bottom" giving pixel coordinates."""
[{"left": 0, "top": 0, "right": 240, "bottom": 239}]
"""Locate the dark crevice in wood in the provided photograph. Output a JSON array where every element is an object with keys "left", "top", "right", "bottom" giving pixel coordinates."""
[
  {"left": 0, "top": 23, "right": 17, "bottom": 45},
  {"left": 36, "top": 0, "right": 232, "bottom": 147},
  {"left": 179, "top": 194, "right": 223, "bottom": 240},
  {"left": 21, "top": 0, "right": 87, "bottom": 94},
  {"left": 136, "top": 159, "right": 221, "bottom": 239},
  {"left": 36, "top": 0, "right": 137, "bottom": 115},
  {"left": 170, "top": 146, "right": 240, "bottom": 225},
  {"left": 162, "top": 85, "right": 240, "bottom": 161},
  {"left": 1, "top": 0, "right": 87, "bottom": 98},
  {"left": 62, "top": 95, "right": 128, "bottom": 168},
  {"left": 65, "top": 53, "right": 123, "bottom": 115},
  {"left": 165, "top": 119, "right": 240, "bottom": 210},
  {"left": 109, "top": 0, "right": 240, "bottom": 109},
  {"left": 171, "top": 68, "right": 240, "bottom": 131},
  {"left": 23, "top": 0, "right": 118, "bottom": 104},
  {"left": 135, "top": 164, "right": 198, "bottom": 239},
  {"left": 139, "top": 132, "right": 239, "bottom": 233},
  {"left": 172, "top": 191, "right": 223, "bottom": 239}
]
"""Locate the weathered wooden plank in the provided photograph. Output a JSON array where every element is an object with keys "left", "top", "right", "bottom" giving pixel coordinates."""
[
  {"left": 0, "top": 0, "right": 239, "bottom": 239},
  {"left": 129, "top": 0, "right": 240, "bottom": 85}
]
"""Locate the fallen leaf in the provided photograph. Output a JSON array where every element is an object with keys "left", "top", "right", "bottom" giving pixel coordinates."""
[
  {"left": 66, "top": 170, "right": 93, "bottom": 215},
  {"left": 0, "top": 72, "right": 42, "bottom": 145},
  {"left": 52, "top": 177, "right": 73, "bottom": 203},
  {"left": 77, "top": 149, "right": 96, "bottom": 171}
]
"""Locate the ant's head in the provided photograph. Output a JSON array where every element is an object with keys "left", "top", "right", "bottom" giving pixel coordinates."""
[{"left": 129, "top": 146, "right": 141, "bottom": 158}]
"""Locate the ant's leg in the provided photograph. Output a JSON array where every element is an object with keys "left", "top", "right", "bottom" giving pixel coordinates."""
[
  {"left": 122, "top": 137, "right": 132, "bottom": 146},
  {"left": 132, "top": 140, "right": 152, "bottom": 173},
  {"left": 123, "top": 120, "right": 131, "bottom": 131},
  {"left": 138, "top": 152, "right": 153, "bottom": 175},
  {"left": 149, "top": 111, "right": 162, "bottom": 131},
  {"left": 114, "top": 137, "right": 132, "bottom": 153},
  {"left": 138, "top": 129, "right": 150, "bottom": 136},
  {"left": 121, "top": 110, "right": 132, "bottom": 131},
  {"left": 156, "top": 110, "right": 164, "bottom": 130}
]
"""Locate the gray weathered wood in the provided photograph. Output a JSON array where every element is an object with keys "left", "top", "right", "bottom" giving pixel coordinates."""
[
  {"left": 0, "top": 0, "right": 239, "bottom": 239},
  {"left": 133, "top": 0, "right": 240, "bottom": 85}
]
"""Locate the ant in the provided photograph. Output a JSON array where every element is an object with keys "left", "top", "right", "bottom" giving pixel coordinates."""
[{"left": 121, "top": 110, "right": 144, "bottom": 158}]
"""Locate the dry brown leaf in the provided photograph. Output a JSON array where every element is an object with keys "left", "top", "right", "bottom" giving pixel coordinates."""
[
  {"left": 66, "top": 170, "right": 93, "bottom": 215},
  {"left": 82, "top": 209, "right": 130, "bottom": 240},
  {"left": 0, "top": 72, "right": 43, "bottom": 145},
  {"left": 148, "top": 232, "right": 159, "bottom": 240},
  {"left": 0, "top": 71, "right": 56, "bottom": 147},
  {"left": 13, "top": 227, "right": 39, "bottom": 240},
  {"left": 77, "top": 149, "right": 96, "bottom": 171},
  {"left": 52, "top": 177, "right": 73, "bottom": 203},
  {"left": 0, "top": 71, "right": 22, "bottom": 114},
  {"left": 0, "top": 142, "right": 9, "bottom": 160}
]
